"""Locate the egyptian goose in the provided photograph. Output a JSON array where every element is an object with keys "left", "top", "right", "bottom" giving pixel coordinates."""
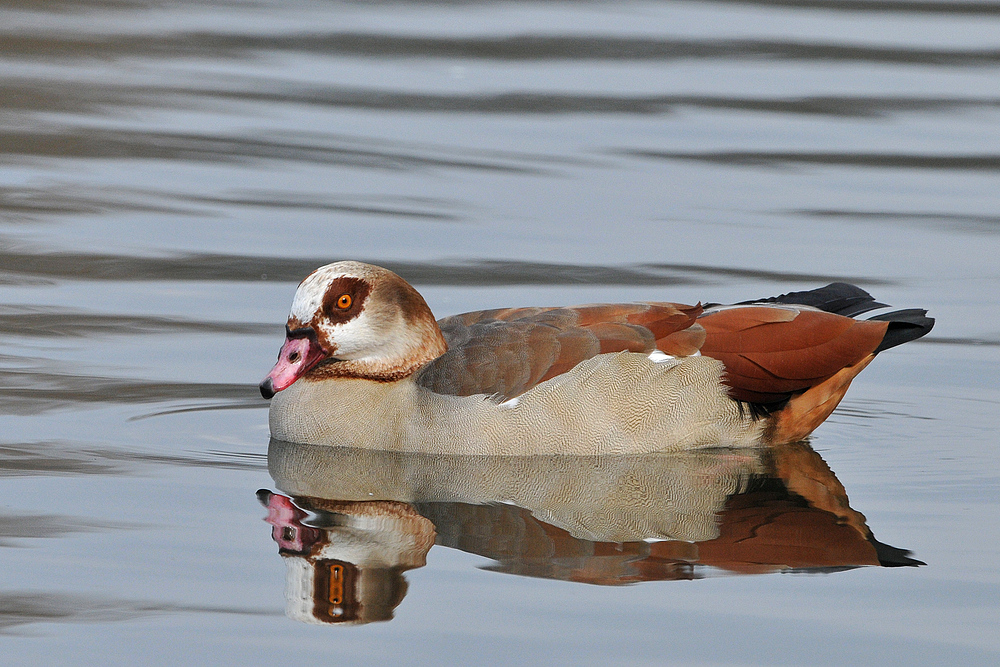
[{"left": 260, "top": 261, "right": 932, "bottom": 454}]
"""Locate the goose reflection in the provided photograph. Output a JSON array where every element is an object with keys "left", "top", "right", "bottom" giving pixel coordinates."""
[{"left": 259, "top": 439, "right": 921, "bottom": 625}]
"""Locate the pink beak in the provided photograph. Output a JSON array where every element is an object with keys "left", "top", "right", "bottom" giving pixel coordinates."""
[{"left": 260, "top": 334, "right": 328, "bottom": 398}]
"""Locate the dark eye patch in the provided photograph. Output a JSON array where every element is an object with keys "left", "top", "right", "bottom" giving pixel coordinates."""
[{"left": 322, "top": 276, "right": 371, "bottom": 323}]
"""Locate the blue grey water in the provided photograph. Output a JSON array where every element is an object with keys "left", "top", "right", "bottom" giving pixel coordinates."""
[{"left": 1, "top": 0, "right": 999, "bottom": 663}]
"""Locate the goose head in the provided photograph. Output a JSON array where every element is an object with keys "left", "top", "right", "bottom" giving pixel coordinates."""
[{"left": 260, "top": 261, "right": 447, "bottom": 398}]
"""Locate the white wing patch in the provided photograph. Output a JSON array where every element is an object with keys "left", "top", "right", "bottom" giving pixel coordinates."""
[
  {"left": 648, "top": 350, "right": 675, "bottom": 364},
  {"left": 500, "top": 396, "right": 520, "bottom": 408}
]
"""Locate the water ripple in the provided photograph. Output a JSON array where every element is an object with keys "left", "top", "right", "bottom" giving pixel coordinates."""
[
  {"left": 0, "top": 249, "right": 890, "bottom": 286},
  {"left": 0, "top": 306, "right": 277, "bottom": 338},
  {"left": 703, "top": 0, "right": 1000, "bottom": 15},
  {"left": 916, "top": 336, "right": 1000, "bottom": 347},
  {"left": 0, "top": 365, "right": 262, "bottom": 415},
  {"left": 0, "top": 440, "right": 268, "bottom": 476},
  {"left": 0, "top": 511, "right": 123, "bottom": 546},
  {"left": 0, "top": 592, "right": 277, "bottom": 634},
  {"left": 5, "top": 0, "right": 1000, "bottom": 15},
  {"left": 0, "top": 441, "right": 124, "bottom": 477},
  {"left": 0, "top": 184, "right": 464, "bottom": 224},
  {"left": 8, "top": 78, "right": 998, "bottom": 119},
  {"left": 0, "top": 128, "right": 549, "bottom": 173},
  {"left": 626, "top": 149, "right": 1000, "bottom": 171},
  {"left": 3, "top": 33, "right": 998, "bottom": 66},
  {"left": 793, "top": 209, "right": 1000, "bottom": 234},
  {"left": 0, "top": 185, "right": 200, "bottom": 221}
]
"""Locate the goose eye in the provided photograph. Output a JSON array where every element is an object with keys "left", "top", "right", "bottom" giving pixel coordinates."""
[{"left": 336, "top": 294, "right": 352, "bottom": 310}]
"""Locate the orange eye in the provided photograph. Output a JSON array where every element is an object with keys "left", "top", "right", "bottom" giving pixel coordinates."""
[{"left": 336, "top": 294, "right": 352, "bottom": 310}]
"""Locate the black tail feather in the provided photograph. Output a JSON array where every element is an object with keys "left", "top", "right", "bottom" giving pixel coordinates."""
[
  {"left": 868, "top": 308, "right": 935, "bottom": 353},
  {"left": 736, "top": 398, "right": 788, "bottom": 421},
  {"left": 868, "top": 533, "right": 926, "bottom": 567},
  {"left": 740, "top": 282, "right": 889, "bottom": 317}
]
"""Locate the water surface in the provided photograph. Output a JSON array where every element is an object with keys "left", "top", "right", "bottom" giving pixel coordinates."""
[{"left": 2, "top": 0, "right": 999, "bottom": 664}]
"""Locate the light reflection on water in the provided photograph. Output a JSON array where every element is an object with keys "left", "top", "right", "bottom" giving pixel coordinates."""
[
  {"left": 260, "top": 440, "right": 921, "bottom": 625},
  {"left": 1, "top": 0, "right": 999, "bottom": 663}
]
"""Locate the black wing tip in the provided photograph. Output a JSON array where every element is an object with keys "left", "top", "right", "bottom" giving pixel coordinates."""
[
  {"left": 868, "top": 308, "right": 935, "bottom": 353},
  {"left": 742, "top": 282, "right": 889, "bottom": 317}
]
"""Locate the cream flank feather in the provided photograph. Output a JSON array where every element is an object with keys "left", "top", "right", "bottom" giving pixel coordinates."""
[{"left": 269, "top": 352, "right": 765, "bottom": 455}]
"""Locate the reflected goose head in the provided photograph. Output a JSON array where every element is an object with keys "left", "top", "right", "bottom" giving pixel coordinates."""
[
  {"left": 259, "top": 490, "right": 435, "bottom": 625},
  {"left": 260, "top": 261, "right": 447, "bottom": 398}
]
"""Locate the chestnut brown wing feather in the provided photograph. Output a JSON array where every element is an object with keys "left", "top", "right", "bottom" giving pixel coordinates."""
[
  {"left": 416, "top": 302, "right": 889, "bottom": 406},
  {"left": 416, "top": 303, "right": 702, "bottom": 399},
  {"left": 698, "top": 307, "right": 889, "bottom": 404}
]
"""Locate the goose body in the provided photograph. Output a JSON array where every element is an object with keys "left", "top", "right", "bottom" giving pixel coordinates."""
[{"left": 261, "top": 261, "right": 933, "bottom": 454}]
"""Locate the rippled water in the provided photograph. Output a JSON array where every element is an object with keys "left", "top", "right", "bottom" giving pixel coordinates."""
[{"left": 2, "top": 0, "right": 999, "bottom": 664}]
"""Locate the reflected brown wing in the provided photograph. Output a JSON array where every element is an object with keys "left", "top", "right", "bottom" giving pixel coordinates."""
[
  {"left": 415, "top": 302, "right": 703, "bottom": 399},
  {"left": 689, "top": 489, "right": 882, "bottom": 572},
  {"left": 698, "top": 306, "right": 889, "bottom": 404}
]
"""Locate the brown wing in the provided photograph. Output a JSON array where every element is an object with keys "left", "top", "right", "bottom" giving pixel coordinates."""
[
  {"left": 698, "top": 306, "right": 889, "bottom": 404},
  {"left": 415, "top": 302, "right": 703, "bottom": 399}
]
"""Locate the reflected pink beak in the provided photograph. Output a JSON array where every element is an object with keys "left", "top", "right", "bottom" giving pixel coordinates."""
[
  {"left": 260, "top": 334, "right": 328, "bottom": 398},
  {"left": 259, "top": 490, "right": 322, "bottom": 554}
]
